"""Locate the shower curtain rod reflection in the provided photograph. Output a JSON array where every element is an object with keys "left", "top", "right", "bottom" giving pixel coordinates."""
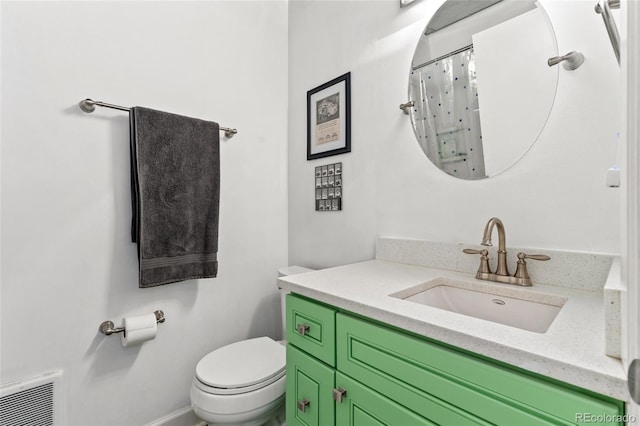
[
  {"left": 78, "top": 98, "right": 238, "bottom": 138},
  {"left": 412, "top": 44, "right": 473, "bottom": 71}
]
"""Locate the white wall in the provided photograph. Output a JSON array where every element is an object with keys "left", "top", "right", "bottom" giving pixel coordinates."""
[
  {"left": 1, "top": 2, "right": 288, "bottom": 425},
  {"left": 288, "top": 0, "right": 622, "bottom": 269}
]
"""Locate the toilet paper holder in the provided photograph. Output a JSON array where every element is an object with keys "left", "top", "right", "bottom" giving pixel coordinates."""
[{"left": 99, "top": 310, "right": 165, "bottom": 335}]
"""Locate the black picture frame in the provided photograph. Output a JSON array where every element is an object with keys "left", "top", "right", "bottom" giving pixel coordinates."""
[{"left": 307, "top": 72, "right": 351, "bottom": 160}]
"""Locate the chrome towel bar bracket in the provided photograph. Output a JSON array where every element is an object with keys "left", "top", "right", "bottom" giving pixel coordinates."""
[
  {"left": 79, "top": 98, "right": 129, "bottom": 113},
  {"left": 399, "top": 100, "right": 415, "bottom": 115},
  {"left": 547, "top": 51, "right": 585, "bottom": 70},
  {"left": 79, "top": 98, "right": 238, "bottom": 138},
  {"left": 99, "top": 310, "right": 165, "bottom": 336}
]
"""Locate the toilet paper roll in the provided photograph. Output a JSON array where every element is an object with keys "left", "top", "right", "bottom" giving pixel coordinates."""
[{"left": 121, "top": 313, "right": 157, "bottom": 347}]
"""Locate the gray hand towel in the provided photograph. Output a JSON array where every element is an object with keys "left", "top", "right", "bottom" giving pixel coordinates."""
[{"left": 130, "top": 106, "right": 220, "bottom": 287}]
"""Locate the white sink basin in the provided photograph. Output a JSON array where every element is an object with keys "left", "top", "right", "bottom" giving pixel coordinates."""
[{"left": 390, "top": 278, "right": 567, "bottom": 333}]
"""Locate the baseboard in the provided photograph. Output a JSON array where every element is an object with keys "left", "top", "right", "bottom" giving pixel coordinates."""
[{"left": 145, "top": 406, "right": 205, "bottom": 426}]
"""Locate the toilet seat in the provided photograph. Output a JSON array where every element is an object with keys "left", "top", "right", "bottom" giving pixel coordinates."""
[
  {"left": 195, "top": 336, "right": 285, "bottom": 395},
  {"left": 194, "top": 369, "right": 285, "bottom": 395}
]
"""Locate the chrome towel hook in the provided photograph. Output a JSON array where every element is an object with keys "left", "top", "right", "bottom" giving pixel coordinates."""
[{"left": 547, "top": 51, "right": 584, "bottom": 70}]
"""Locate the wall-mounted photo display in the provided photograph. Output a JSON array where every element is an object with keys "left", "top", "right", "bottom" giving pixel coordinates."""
[
  {"left": 315, "top": 162, "right": 342, "bottom": 211},
  {"left": 307, "top": 73, "right": 351, "bottom": 160}
]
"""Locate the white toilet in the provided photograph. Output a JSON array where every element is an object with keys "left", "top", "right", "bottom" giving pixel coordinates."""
[{"left": 190, "top": 266, "right": 313, "bottom": 425}]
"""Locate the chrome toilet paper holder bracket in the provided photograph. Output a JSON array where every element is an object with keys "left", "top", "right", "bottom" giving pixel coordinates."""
[{"left": 99, "top": 310, "right": 165, "bottom": 335}]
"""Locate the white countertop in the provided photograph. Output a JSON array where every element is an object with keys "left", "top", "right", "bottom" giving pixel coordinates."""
[{"left": 278, "top": 259, "right": 628, "bottom": 401}]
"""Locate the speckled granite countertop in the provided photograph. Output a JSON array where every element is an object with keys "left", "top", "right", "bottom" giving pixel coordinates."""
[{"left": 278, "top": 259, "right": 627, "bottom": 401}]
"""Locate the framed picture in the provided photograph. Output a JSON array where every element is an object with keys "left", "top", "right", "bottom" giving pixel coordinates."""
[{"left": 307, "top": 72, "right": 351, "bottom": 160}]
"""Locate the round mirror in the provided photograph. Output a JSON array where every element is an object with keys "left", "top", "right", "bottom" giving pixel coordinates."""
[{"left": 409, "top": 0, "right": 558, "bottom": 180}]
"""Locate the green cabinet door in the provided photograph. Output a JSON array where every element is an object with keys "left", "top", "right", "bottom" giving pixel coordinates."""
[
  {"left": 286, "top": 344, "right": 335, "bottom": 426},
  {"left": 337, "top": 313, "right": 623, "bottom": 426},
  {"left": 335, "top": 372, "right": 435, "bottom": 426}
]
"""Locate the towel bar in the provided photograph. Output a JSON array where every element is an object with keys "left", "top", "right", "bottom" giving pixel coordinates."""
[
  {"left": 79, "top": 98, "right": 238, "bottom": 138},
  {"left": 99, "top": 310, "right": 165, "bottom": 335},
  {"left": 595, "top": 0, "right": 620, "bottom": 64}
]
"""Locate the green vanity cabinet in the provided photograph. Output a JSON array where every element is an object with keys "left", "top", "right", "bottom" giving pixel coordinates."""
[{"left": 285, "top": 293, "right": 625, "bottom": 426}]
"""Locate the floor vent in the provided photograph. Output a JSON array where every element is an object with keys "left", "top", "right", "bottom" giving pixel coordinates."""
[{"left": 0, "top": 371, "right": 62, "bottom": 426}]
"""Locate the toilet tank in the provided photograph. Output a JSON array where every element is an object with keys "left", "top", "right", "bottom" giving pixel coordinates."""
[{"left": 278, "top": 266, "right": 314, "bottom": 340}]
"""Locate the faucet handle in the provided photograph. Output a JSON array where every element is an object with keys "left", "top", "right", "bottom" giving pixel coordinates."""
[
  {"left": 518, "top": 252, "right": 551, "bottom": 262},
  {"left": 463, "top": 248, "right": 484, "bottom": 255},
  {"left": 513, "top": 252, "right": 550, "bottom": 284},
  {"left": 463, "top": 248, "right": 491, "bottom": 275}
]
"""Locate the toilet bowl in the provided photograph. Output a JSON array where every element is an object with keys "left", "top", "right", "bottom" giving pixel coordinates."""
[
  {"left": 190, "top": 337, "right": 286, "bottom": 425},
  {"left": 190, "top": 266, "right": 314, "bottom": 425}
]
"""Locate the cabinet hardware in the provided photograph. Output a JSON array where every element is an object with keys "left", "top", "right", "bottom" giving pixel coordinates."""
[
  {"left": 297, "top": 398, "right": 310, "bottom": 412},
  {"left": 332, "top": 387, "right": 347, "bottom": 403},
  {"left": 296, "top": 323, "right": 310, "bottom": 335}
]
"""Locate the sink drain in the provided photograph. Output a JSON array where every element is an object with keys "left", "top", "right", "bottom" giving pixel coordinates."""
[{"left": 492, "top": 299, "right": 506, "bottom": 305}]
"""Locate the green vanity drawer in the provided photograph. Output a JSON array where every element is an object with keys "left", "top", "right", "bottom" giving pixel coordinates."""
[
  {"left": 337, "top": 313, "right": 624, "bottom": 426},
  {"left": 286, "top": 294, "right": 336, "bottom": 366},
  {"left": 286, "top": 344, "right": 335, "bottom": 426}
]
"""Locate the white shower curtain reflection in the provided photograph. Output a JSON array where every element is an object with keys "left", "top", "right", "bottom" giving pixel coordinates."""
[{"left": 410, "top": 46, "right": 486, "bottom": 180}]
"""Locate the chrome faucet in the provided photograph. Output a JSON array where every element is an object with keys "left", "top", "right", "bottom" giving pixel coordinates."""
[{"left": 463, "top": 217, "right": 550, "bottom": 286}]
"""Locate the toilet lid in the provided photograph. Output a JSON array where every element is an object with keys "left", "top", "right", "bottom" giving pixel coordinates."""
[{"left": 196, "top": 337, "right": 285, "bottom": 389}]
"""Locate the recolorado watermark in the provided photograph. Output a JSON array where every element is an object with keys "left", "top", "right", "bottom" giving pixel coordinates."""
[{"left": 576, "top": 413, "right": 636, "bottom": 423}]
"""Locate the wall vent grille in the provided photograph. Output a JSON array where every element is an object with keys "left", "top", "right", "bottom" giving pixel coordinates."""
[{"left": 0, "top": 371, "right": 62, "bottom": 426}]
